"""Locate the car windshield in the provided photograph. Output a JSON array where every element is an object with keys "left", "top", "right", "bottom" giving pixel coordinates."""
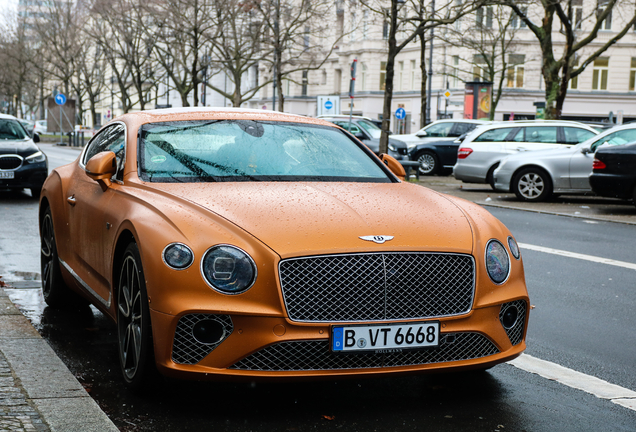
[
  {"left": 0, "top": 119, "right": 28, "bottom": 140},
  {"left": 357, "top": 120, "right": 382, "bottom": 139},
  {"left": 139, "top": 120, "right": 391, "bottom": 183}
]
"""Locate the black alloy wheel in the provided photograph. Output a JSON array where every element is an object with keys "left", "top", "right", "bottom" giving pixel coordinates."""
[
  {"left": 512, "top": 167, "right": 553, "bottom": 202},
  {"left": 416, "top": 151, "right": 439, "bottom": 175},
  {"left": 41, "top": 207, "right": 75, "bottom": 307},
  {"left": 117, "top": 242, "right": 154, "bottom": 390}
]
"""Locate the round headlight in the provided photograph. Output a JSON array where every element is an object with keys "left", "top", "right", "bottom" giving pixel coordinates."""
[
  {"left": 201, "top": 245, "right": 256, "bottom": 294},
  {"left": 162, "top": 243, "right": 194, "bottom": 270},
  {"left": 485, "top": 240, "right": 510, "bottom": 284},
  {"left": 508, "top": 236, "right": 520, "bottom": 260}
]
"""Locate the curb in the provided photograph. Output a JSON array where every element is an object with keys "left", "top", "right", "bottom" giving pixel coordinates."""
[{"left": 0, "top": 288, "right": 118, "bottom": 432}]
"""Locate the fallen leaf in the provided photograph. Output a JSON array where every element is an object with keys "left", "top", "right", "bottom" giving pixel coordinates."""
[{"left": 322, "top": 415, "right": 335, "bottom": 421}]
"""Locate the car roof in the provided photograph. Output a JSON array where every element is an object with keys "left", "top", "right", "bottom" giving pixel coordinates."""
[
  {"left": 476, "top": 120, "right": 598, "bottom": 133},
  {"left": 0, "top": 114, "right": 19, "bottom": 120}
]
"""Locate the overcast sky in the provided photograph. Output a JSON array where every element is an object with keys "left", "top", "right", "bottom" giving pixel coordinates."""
[{"left": 0, "top": 0, "right": 18, "bottom": 24}]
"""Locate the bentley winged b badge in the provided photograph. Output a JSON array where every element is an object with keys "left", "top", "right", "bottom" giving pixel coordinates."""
[{"left": 359, "top": 235, "right": 394, "bottom": 244}]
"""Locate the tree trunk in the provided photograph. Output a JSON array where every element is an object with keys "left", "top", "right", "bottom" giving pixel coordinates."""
[
  {"left": 419, "top": 32, "right": 427, "bottom": 129},
  {"left": 379, "top": 0, "right": 400, "bottom": 155}
]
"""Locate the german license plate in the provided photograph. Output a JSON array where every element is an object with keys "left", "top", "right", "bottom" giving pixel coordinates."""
[
  {"left": 0, "top": 172, "right": 14, "bottom": 179},
  {"left": 331, "top": 322, "right": 440, "bottom": 352}
]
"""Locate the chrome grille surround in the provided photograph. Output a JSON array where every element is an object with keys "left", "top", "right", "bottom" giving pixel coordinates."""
[
  {"left": 172, "top": 314, "right": 233, "bottom": 365},
  {"left": 229, "top": 332, "right": 499, "bottom": 371},
  {"left": 499, "top": 300, "right": 527, "bottom": 346},
  {"left": 279, "top": 252, "right": 475, "bottom": 322},
  {"left": 0, "top": 155, "right": 23, "bottom": 171}
]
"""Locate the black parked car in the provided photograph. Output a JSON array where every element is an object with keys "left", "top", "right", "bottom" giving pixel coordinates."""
[
  {"left": 0, "top": 114, "right": 48, "bottom": 197},
  {"left": 408, "top": 133, "right": 470, "bottom": 175},
  {"left": 320, "top": 116, "right": 408, "bottom": 160},
  {"left": 589, "top": 142, "right": 636, "bottom": 207}
]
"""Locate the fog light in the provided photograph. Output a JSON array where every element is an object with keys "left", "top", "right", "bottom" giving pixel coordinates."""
[
  {"left": 192, "top": 319, "right": 225, "bottom": 344},
  {"left": 501, "top": 306, "right": 519, "bottom": 329}
]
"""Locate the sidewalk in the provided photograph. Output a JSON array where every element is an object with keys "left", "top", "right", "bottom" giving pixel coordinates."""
[{"left": 0, "top": 286, "right": 118, "bottom": 432}]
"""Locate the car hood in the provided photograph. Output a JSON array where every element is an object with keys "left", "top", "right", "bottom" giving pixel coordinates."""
[
  {"left": 148, "top": 182, "right": 474, "bottom": 258},
  {"left": 0, "top": 139, "right": 38, "bottom": 157}
]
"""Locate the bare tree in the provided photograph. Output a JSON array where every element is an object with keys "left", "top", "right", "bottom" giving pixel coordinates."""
[
  {"left": 254, "top": 0, "right": 342, "bottom": 112},
  {"left": 362, "top": 0, "right": 483, "bottom": 153},
  {"left": 149, "top": 0, "right": 218, "bottom": 107},
  {"left": 502, "top": 0, "right": 636, "bottom": 119},
  {"left": 441, "top": 4, "right": 529, "bottom": 119},
  {"left": 205, "top": 0, "right": 272, "bottom": 107}
]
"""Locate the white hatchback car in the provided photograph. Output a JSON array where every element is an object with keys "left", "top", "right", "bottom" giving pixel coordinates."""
[
  {"left": 394, "top": 119, "right": 488, "bottom": 150},
  {"left": 453, "top": 121, "right": 598, "bottom": 187}
]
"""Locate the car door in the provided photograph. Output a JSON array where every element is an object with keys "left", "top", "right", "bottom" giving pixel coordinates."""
[
  {"left": 569, "top": 128, "right": 636, "bottom": 189},
  {"left": 66, "top": 123, "right": 126, "bottom": 304},
  {"left": 507, "top": 126, "right": 560, "bottom": 153}
]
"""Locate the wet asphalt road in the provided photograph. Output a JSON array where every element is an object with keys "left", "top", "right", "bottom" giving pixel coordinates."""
[{"left": 1, "top": 144, "right": 636, "bottom": 431}]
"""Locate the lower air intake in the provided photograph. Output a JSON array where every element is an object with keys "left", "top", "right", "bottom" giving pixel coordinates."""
[{"left": 172, "top": 314, "right": 233, "bottom": 365}]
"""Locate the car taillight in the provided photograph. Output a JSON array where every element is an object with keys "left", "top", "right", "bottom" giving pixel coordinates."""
[
  {"left": 457, "top": 147, "right": 473, "bottom": 159},
  {"left": 592, "top": 159, "right": 606, "bottom": 170}
]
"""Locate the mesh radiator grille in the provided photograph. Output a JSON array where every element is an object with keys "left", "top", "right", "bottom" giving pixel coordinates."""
[
  {"left": 230, "top": 333, "right": 499, "bottom": 371},
  {"left": 279, "top": 253, "right": 475, "bottom": 322},
  {"left": 0, "top": 156, "right": 22, "bottom": 170}
]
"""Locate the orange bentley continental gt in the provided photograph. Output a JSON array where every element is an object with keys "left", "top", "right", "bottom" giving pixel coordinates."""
[{"left": 39, "top": 108, "right": 529, "bottom": 389}]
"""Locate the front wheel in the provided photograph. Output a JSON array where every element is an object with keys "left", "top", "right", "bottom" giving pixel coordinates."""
[
  {"left": 512, "top": 168, "right": 553, "bottom": 202},
  {"left": 40, "top": 207, "right": 79, "bottom": 307},
  {"left": 416, "top": 151, "right": 439, "bottom": 176},
  {"left": 117, "top": 242, "right": 155, "bottom": 390}
]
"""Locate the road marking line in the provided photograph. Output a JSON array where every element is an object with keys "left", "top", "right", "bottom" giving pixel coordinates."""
[
  {"left": 518, "top": 243, "right": 636, "bottom": 271},
  {"left": 510, "top": 354, "right": 636, "bottom": 411}
]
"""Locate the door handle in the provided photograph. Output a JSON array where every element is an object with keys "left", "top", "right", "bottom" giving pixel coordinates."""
[{"left": 67, "top": 195, "right": 76, "bottom": 206}]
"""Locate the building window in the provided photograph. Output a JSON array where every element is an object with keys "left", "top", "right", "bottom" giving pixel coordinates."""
[
  {"left": 301, "top": 70, "right": 308, "bottom": 96},
  {"left": 380, "top": 61, "right": 386, "bottom": 91},
  {"left": 569, "top": 58, "right": 579, "bottom": 89},
  {"left": 398, "top": 61, "right": 404, "bottom": 91},
  {"left": 476, "top": 6, "right": 493, "bottom": 28},
  {"left": 592, "top": 57, "right": 609, "bottom": 90},
  {"left": 506, "top": 54, "right": 525, "bottom": 88},
  {"left": 452, "top": 55, "right": 460, "bottom": 88},
  {"left": 303, "top": 26, "right": 310, "bottom": 48},
  {"left": 511, "top": 6, "right": 528, "bottom": 29},
  {"left": 383, "top": 9, "right": 389, "bottom": 40},
  {"left": 361, "top": 62, "right": 367, "bottom": 91},
  {"left": 321, "top": 69, "right": 327, "bottom": 86},
  {"left": 350, "top": 11, "right": 356, "bottom": 42},
  {"left": 410, "top": 60, "right": 416, "bottom": 90},
  {"left": 473, "top": 54, "right": 487, "bottom": 81},
  {"left": 572, "top": 0, "right": 583, "bottom": 29},
  {"left": 597, "top": 1, "right": 612, "bottom": 30},
  {"left": 363, "top": 10, "right": 369, "bottom": 40},
  {"left": 630, "top": 58, "right": 636, "bottom": 91}
]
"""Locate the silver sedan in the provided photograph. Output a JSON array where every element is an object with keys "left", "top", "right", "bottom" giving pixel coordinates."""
[{"left": 493, "top": 124, "right": 636, "bottom": 201}]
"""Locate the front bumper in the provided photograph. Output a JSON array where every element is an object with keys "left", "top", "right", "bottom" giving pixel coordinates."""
[
  {"left": 493, "top": 169, "right": 513, "bottom": 192},
  {"left": 150, "top": 299, "right": 529, "bottom": 379},
  {"left": 589, "top": 173, "right": 635, "bottom": 199},
  {"left": 0, "top": 162, "right": 47, "bottom": 190}
]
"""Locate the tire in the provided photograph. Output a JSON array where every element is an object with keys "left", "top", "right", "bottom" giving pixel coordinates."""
[
  {"left": 486, "top": 164, "right": 499, "bottom": 190},
  {"left": 117, "top": 242, "right": 155, "bottom": 391},
  {"left": 416, "top": 151, "right": 439, "bottom": 176},
  {"left": 512, "top": 167, "right": 553, "bottom": 202},
  {"left": 40, "top": 207, "right": 78, "bottom": 307},
  {"left": 632, "top": 186, "right": 636, "bottom": 209}
]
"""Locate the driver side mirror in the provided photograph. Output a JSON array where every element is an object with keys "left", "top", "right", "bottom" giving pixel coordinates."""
[
  {"left": 33, "top": 132, "right": 40, "bottom": 143},
  {"left": 581, "top": 147, "right": 592, "bottom": 154},
  {"left": 355, "top": 132, "right": 366, "bottom": 140},
  {"left": 415, "top": 131, "right": 427, "bottom": 138},
  {"left": 85, "top": 151, "right": 117, "bottom": 191},
  {"left": 379, "top": 153, "right": 406, "bottom": 180},
  {"left": 454, "top": 133, "right": 468, "bottom": 143}
]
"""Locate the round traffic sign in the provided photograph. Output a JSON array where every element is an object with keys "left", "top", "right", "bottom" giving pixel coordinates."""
[
  {"left": 395, "top": 107, "right": 406, "bottom": 119},
  {"left": 55, "top": 93, "right": 67, "bottom": 105},
  {"left": 324, "top": 100, "right": 333, "bottom": 110}
]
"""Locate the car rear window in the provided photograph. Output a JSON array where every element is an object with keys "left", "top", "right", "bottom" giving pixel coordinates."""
[
  {"left": 473, "top": 127, "right": 516, "bottom": 142},
  {"left": 139, "top": 120, "right": 391, "bottom": 183}
]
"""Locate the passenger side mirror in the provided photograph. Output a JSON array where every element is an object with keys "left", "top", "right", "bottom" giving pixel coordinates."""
[
  {"left": 415, "top": 131, "right": 427, "bottom": 138},
  {"left": 85, "top": 151, "right": 117, "bottom": 191},
  {"left": 355, "top": 132, "right": 366, "bottom": 140},
  {"left": 581, "top": 147, "right": 592, "bottom": 154},
  {"left": 33, "top": 133, "right": 40, "bottom": 143},
  {"left": 379, "top": 153, "right": 406, "bottom": 180}
]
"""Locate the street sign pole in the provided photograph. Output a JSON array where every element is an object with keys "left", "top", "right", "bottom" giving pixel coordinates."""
[
  {"left": 54, "top": 93, "right": 67, "bottom": 144},
  {"left": 349, "top": 59, "right": 357, "bottom": 133}
]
